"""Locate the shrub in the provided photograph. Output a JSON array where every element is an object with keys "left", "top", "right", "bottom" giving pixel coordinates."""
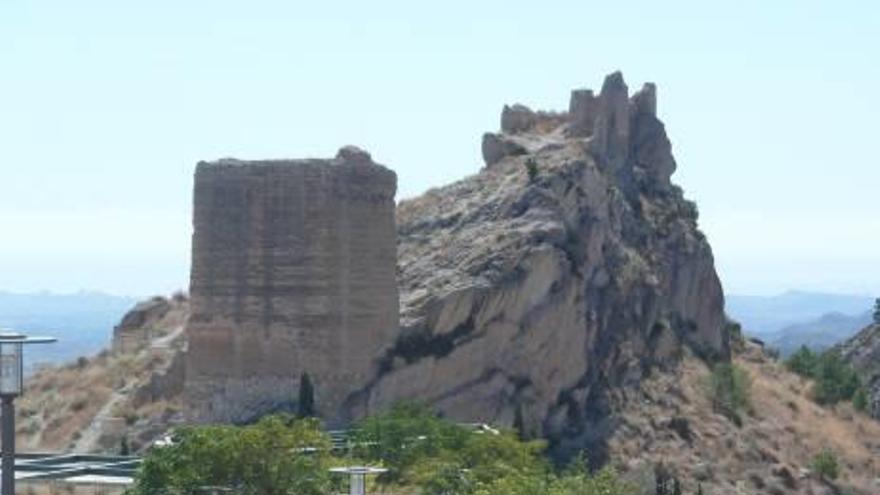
[
  {"left": 525, "top": 158, "right": 539, "bottom": 183},
  {"left": 129, "top": 415, "right": 332, "bottom": 495},
  {"left": 811, "top": 449, "right": 839, "bottom": 480},
  {"left": 708, "top": 363, "right": 751, "bottom": 423},
  {"left": 786, "top": 347, "right": 866, "bottom": 407},
  {"left": 786, "top": 346, "right": 819, "bottom": 377},
  {"left": 297, "top": 372, "right": 315, "bottom": 418},
  {"left": 69, "top": 396, "right": 88, "bottom": 413},
  {"left": 852, "top": 386, "right": 869, "bottom": 412},
  {"left": 812, "top": 353, "right": 861, "bottom": 405}
]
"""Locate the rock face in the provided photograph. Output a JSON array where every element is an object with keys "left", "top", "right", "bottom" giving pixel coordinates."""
[
  {"left": 346, "top": 72, "right": 728, "bottom": 456},
  {"left": 838, "top": 323, "right": 880, "bottom": 418},
  {"left": 112, "top": 296, "right": 173, "bottom": 353},
  {"left": 184, "top": 147, "right": 399, "bottom": 424}
]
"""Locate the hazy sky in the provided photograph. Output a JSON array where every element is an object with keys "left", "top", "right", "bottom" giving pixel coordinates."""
[{"left": 1, "top": 1, "right": 878, "bottom": 297}]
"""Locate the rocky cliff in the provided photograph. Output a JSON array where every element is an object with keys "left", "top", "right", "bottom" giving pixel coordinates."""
[
  {"left": 838, "top": 323, "right": 880, "bottom": 418},
  {"left": 184, "top": 148, "right": 399, "bottom": 424},
  {"left": 345, "top": 72, "right": 729, "bottom": 457}
]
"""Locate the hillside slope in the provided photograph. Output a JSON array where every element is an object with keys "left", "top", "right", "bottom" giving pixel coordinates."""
[
  {"left": 838, "top": 323, "right": 880, "bottom": 419},
  {"left": 609, "top": 343, "right": 880, "bottom": 494},
  {"left": 15, "top": 295, "right": 188, "bottom": 453}
]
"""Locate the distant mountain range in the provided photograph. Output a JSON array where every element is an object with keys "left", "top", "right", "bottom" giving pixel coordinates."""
[
  {"left": 726, "top": 290, "right": 875, "bottom": 355},
  {"left": 766, "top": 310, "right": 872, "bottom": 356},
  {"left": 0, "top": 291, "right": 139, "bottom": 372}
]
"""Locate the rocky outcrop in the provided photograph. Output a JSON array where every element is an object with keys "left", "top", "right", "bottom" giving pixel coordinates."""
[
  {"left": 184, "top": 147, "right": 399, "bottom": 424},
  {"left": 112, "top": 295, "right": 184, "bottom": 353},
  {"left": 838, "top": 323, "right": 880, "bottom": 418},
  {"left": 180, "top": 73, "right": 727, "bottom": 455},
  {"left": 344, "top": 72, "right": 728, "bottom": 456}
]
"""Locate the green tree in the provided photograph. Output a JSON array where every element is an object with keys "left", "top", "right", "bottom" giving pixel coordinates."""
[
  {"left": 786, "top": 346, "right": 818, "bottom": 377},
  {"left": 129, "top": 415, "right": 332, "bottom": 495},
  {"left": 811, "top": 449, "right": 839, "bottom": 480},
  {"left": 297, "top": 372, "right": 316, "bottom": 418},
  {"left": 811, "top": 352, "right": 861, "bottom": 405},
  {"left": 119, "top": 435, "right": 130, "bottom": 456},
  {"left": 525, "top": 158, "right": 539, "bottom": 183}
]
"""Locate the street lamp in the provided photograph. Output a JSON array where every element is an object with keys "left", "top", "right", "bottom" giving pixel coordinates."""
[
  {"left": 329, "top": 466, "right": 388, "bottom": 495},
  {"left": 0, "top": 331, "right": 56, "bottom": 495}
]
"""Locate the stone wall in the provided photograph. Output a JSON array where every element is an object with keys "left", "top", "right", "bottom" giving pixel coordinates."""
[{"left": 184, "top": 146, "right": 399, "bottom": 424}]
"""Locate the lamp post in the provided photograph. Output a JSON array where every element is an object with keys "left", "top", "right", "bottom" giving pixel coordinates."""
[
  {"left": 0, "top": 331, "right": 56, "bottom": 495},
  {"left": 329, "top": 466, "right": 388, "bottom": 495}
]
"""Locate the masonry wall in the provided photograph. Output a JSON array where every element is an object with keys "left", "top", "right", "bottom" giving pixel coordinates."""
[{"left": 184, "top": 149, "right": 399, "bottom": 424}]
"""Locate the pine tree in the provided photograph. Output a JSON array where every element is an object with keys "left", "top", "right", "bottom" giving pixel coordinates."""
[
  {"left": 513, "top": 404, "right": 526, "bottom": 440},
  {"left": 120, "top": 436, "right": 130, "bottom": 456},
  {"left": 297, "top": 372, "right": 316, "bottom": 418}
]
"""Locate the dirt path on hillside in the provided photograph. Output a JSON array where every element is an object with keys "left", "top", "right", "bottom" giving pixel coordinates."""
[
  {"left": 152, "top": 324, "right": 185, "bottom": 349},
  {"left": 72, "top": 388, "right": 128, "bottom": 453}
]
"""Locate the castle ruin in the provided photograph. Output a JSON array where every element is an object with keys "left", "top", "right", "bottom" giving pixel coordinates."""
[{"left": 183, "top": 146, "right": 399, "bottom": 424}]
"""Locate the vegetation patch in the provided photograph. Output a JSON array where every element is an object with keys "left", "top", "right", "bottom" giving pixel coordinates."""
[
  {"left": 127, "top": 403, "right": 633, "bottom": 495},
  {"left": 707, "top": 363, "right": 751, "bottom": 424},
  {"left": 785, "top": 346, "right": 867, "bottom": 408}
]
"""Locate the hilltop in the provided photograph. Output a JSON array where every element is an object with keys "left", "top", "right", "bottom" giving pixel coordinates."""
[{"left": 13, "top": 73, "right": 880, "bottom": 494}]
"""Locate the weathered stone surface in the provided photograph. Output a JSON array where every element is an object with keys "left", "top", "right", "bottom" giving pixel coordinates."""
[
  {"left": 481, "top": 132, "right": 528, "bottom": 167},
  {"left": 184, "top": 148, "right": 399, "bottom": 424},
  {"left": 500, "top": 104, "right": 536, "bottom": 134},
  {"left": 568, "top": 89, "right": 599, "bottom": 137},
  {"left": 344, "top": 73, "right": 728, "bottom": 457}
]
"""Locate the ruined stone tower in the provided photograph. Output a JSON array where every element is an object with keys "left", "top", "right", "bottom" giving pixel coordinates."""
[{"left": 184, "top": 146, "right": 399, "bottom": 424}]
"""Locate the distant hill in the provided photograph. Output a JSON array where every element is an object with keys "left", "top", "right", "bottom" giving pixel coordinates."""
[
  {"left": 726, "top": 290, "right": 874, "bottom": 338},
  {"left": 766, "top": 310, "right": 872, "bottom": 356},
  {"left": 0, "top": 291, "right": 139, "bottom": 372}
]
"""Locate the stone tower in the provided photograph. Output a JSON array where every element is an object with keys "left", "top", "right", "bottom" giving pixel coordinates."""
[{"left": 184, "top": 146, "right": 399, "bottom": 424}]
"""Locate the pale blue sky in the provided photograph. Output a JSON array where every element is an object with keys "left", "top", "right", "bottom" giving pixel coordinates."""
[{"left": 1, "top": 1, "right": 878, "bottom": 297}]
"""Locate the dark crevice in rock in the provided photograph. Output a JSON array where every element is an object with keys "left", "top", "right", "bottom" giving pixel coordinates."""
[{"left": 377, "top": 316, "right": 477, "bottom": 375}]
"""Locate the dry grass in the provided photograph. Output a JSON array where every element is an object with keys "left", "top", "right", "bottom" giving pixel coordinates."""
[
  {"left": 16, "top": 298, "right": 188, "bottom": 453},
  {"left": 608, "top": 344, "right": 880, "bottom": 494}
]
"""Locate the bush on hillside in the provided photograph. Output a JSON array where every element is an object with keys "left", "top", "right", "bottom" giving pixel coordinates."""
[
  {"left": 811, "top": 449, "right": 840, "bottom": 480},
  {"left": 525, "top": 158, "right": 539, "bottom": 183},
  {"left": 785, "top": 346, "right": 866, "bottom": 407},
  {"left": 708, "top": 363, "right": 751, "bottom": 423},
  {"left": 852, "top": 387, "right": 869, "bottom": 412},
  {"left": 786, "top": 346, "right": 819, "bottom": 377}
]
